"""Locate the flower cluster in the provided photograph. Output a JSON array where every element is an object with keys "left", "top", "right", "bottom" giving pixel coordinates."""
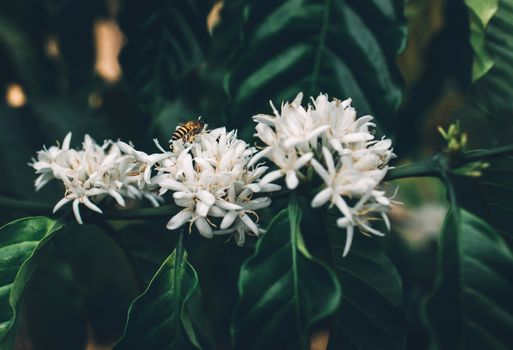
[
  {"left": 30, "top": 92, "right": 395, "bottom": 255},
  {"left": 252, "top": 93, "right": 395, "bottom": 256},
  {"left": 119, "top": 127, "right": 280, "bottom": 245},
  {"left": 30, "top": 133, "right": 160, "bottom": 224}
]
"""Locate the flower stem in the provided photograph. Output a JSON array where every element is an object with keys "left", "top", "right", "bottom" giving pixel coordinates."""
[
  {"left": 385, "top": 155, "right": 442, "bottom": 181},
  {"left": 103, "top": 205, "right": 176, "bottom": 220},
  {"left": 0, "top": 195, "right": 52, "bottom": 214}
]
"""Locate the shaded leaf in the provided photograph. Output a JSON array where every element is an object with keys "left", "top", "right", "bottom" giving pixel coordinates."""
[
  {"left": 0, "top": 216, "right": 63, "bottom": 349},
  {"left": 119, "top": 0, "right": 213, "bottom": 116},
  {"left": 452, "top": 155, "right": 513, "bottom": 243},
  {"left": 115, "top": 223, "right": 174, "bottom": 287},
  {"left": 471, "top": 0, "right": 513, "bottom": 117},
  {"left": 219, "top": 0, "right": 407, "bottom": 135},
  {"left": 323, "top": 211, "right": 406, "bottom": 350},
  {"left": 426, "top": 208, "right": 513, "bottom": 349},
  {"left": 233, "top": 200, "right": 341, "bottom": 350},
  {"left": 114, "top": 238, "right": 203, "bottom": 350},
  {"left": 464, "top": 0, "right": 499, "bottom": 81}
]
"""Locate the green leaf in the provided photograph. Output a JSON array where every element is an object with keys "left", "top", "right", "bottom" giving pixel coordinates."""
[
  {"left": 470, "top": 0, "right": 513, "bottom": 115},
  {"left": 322, "top": 211, "right": 406, "bottom": 350},
  {"left": 114, "top": 236, "right": 203, "bottom": 350},
  {"left": 464, "top": 0, "right": 499, "bottom": 82},
  {"left": 119, "top": 0, "right": 213, "bottom": 116},
  {"left": 232, "top": 200, "right": 341, "bottom": 350},
  {"left": 452, "top": 155, "right": 513, "bottom": 243},
  {"left": 220, "top": 0, "right": 407, "bottom": 134},
  {"left": 0, "top": 216, "right": 63, "bottom": 349},
  {"left": 115, "top": 223, "right": 174, "bottom": 287},
  {"left": 426, "top": 208, "right": 513, "bottom": 349}
]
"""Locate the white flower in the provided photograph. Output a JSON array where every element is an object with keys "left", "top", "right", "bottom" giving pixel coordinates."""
[
  {"left": 30, "top": 133, "right": 161, "bottom": 224},
  {"left": 141, "top": 127, "right": 279, "bottom": 245},
  {"left": 253, "top": 92, "right": 395, "bottom": 256}
]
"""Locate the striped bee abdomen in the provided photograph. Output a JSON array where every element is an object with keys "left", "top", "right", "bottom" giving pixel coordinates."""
[
  {"left": 170, "top": 119, "right": 205, "bottom": 143},
  {"left": 172, "top": 127, "right": 188, "bottom": 141}
]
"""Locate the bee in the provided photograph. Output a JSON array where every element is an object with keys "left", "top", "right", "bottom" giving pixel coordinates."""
[{"left": 171, "top": 118, "right": 205, "bottom": 143}]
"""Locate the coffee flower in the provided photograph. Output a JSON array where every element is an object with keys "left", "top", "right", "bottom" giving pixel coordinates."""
[
  {"left": 119, "top": 127, "right": 280, "bottom": 245},
  {"left": 253, "top": 93, "right": 395, "bottom": 256},
  {"left": 30, "top": 133, "right": 160, "bottom": 224}
]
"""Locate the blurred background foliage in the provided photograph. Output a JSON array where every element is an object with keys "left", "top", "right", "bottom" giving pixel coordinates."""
[{"left": 0, "top": 0, "right": 512, "bottom": 349}]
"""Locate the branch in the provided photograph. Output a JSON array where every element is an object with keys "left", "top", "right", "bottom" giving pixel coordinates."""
[
  {"left": 385, "top": 155, "right": 442, "bottom": 181},
  {"left": 460, "top": 143, "right": 513, "bottom": 163},
  {"left": 0, "top": 196, "right": 52, "bottom": 214},
  {"left": 0, "top": 195, "right": 175, "bottom": 221}
]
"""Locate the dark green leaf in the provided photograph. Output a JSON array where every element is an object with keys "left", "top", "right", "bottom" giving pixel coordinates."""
[
  {"left": 470, "top": 0, "right": 513, "bottom": 119},
  {"left": 0, "top": 216, "right": 63, "bottom": 349},
  {"left": 119, "top": 0, "right": 213, "bottom": 116},
  {"left": 233, "top": 200, "right": 341, "bottom": 350},
  {"left": 464, "top": 0, "right": 499, "bottom": 82},
  {"left": 220, "top": 0, "right": 407, "bottom": 134},
  {"left": 114, "top": 237, "right": 203, "bottom": 350},
  {"left": 115, "top": 223, "right": 174, "bottom": 287},
  {"left": 426, "top": 208, "right": 513, "bottom": 349},
  {"left": 452, "top": 155, "right": 513, "bottom": 243},
  {"left": 323, "top": 211, "right": 406, "bottom": 350}
]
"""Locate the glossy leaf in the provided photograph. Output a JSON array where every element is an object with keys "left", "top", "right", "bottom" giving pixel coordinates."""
[
  {"left": 426, "top": 208, "right": 513, "bottom": 349},
  {"left": 323, "top": 211, "right": 406, "bottom": 350},
  {"left": 220, "top": 0, "right": 407, "bottom": 134},
  {"left": 452, "top": 155, "right": 513, "bottom": 243},
  {"left": 471, "top": 0, "right": 513, "bottom": 115},
  {"left": 233, "top": 201, "right": 341, "bottom": 350},
  {"left": 119, "top": 0, "right": 213, "bottom": 116},
  {"left": 464, "top": 0, "right": 499, "bottom": 81},
  {"left": 0, "top": 216, "right": 63, "bottom": 349},
  {"left": 114, "top": 237, "right": 203, "bottom": 350}
]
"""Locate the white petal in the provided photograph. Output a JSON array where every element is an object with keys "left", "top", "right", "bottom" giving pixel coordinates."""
[
  {"left": 173, "top": 191, "right": 194, "bottom": 200},
  {"left": 335, "top": 196, "right": 353, "bottom": 221},
  {"left": 343, "top": 132, "right": 373, "bottom": 143},
  {"left": 196, "top": 201, "right": 210, "bottom": 217},
  {"left": 311, "top": 187, "right": 333, "bottom": 208},
  {"left": 182, "top": 154, "right": 195, "bottom": 182},
  {"left": 381, "top": 213, "right": 391, "bottom": 231},
  {"left": 83, "top": 197, "right": 103, "bottom": 214},
  {"left": 240, "top": 214, "right": 259, "bottom": 234},
  {"left": 195, "top": 217, "right": 213, "bottom": 238},
  {"left": 311, "top": 159, "right": 331, "bottom": 184},
  {"left": 196, "top": 190, "right": 215, "bottom": 206},
  {"left": 342, "top": 224, "right": 354, "bottom": 257},
  {"left": 306, "top": 125, "right": 330, "bottom": 140},
  {"left": 292, "top": 92, "right": 304, "bottom": 106},
  {"left": 215, "top": 199, "right": 242, "bottom": 211},
  {"left": 208, "top": 206, "right": 226, "bottom": 217},
  {"left": 143, "top": 165, "right": 153, "bottom": 184},
  {"left": 144, "top": 193, "right": 161, "bottom": 207},
  {"left": 248, "top": 148, "right": 270, "bottom": 168},
  {"left": 259, "top": 183, "right": 282, "bottom": 192},
  {"left": 261, "top": 170, "right": 283, "bottom": 185},
  {"left": 156, "top": 178, "right": 188, "bottom": 192},
  {"left": 322, "top": 147, "right": 336, "bottom": 174},
  {"left": 72, "top": 199, "right": 83, "bottom": 225},
  {"left": 285, "top": 170, "right": 299, "bottom": 189},
  {"left": 245, "top": 197, "right": 271, "bottom": 210},
  {"left": 294, "top": 152, "right": 313, "bottom": 169},
  {"left": 220, "top": 211, "right": 238, "bottom": 229},
  {"left": 62, "top": 132, "right": 72, "bottom": 150},
  {"left": 255, "top": 124, "right": 276, "bottom": 145},
  {"left": 53, "top": 197, "right": 71, "bottom": 213},
  {"left": 166, "top": 210, "right": 192, "bottom": 230},
  {"left": 109, "top": 190, "right": 126, "bottom": 207}
]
